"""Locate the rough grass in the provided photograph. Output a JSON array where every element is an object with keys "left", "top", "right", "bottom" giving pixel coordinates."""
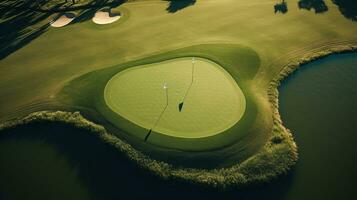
[{"left": 0, "top": 110, "right": 295, "bottom": 189}]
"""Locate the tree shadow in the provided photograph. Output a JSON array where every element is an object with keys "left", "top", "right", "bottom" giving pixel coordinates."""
[
  {"left": 274, "top": 0, "right": 288, "bottom": 14},
  {"left": 0, "top": 0, "right": 120, "bottom": 12},
  {"left": 0, "top": 0, "right": 55, "bottom": 59},
  {"left": 0, "top": 0, "right": 125, "bottom": 59},
  {"left": 332, "top": 0, "right": 357, "bottom": 21},
  {"left": 298, "top": 0, "right": 328, "bottom": 13},
  {"left": 273, "top": 0, "right": 356, "bottom": 22},
  {"left": 166, "top": 0, "right": 196, "bottom": 13},
  {"left": 72, "top": 1, "right": 123, "bottom": 24},
  {"left": 0, "top": 121, "right": 296, "bottom": 200}
]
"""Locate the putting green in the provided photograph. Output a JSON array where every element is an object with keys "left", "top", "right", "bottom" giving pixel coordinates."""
[{"left": 104, "top": 58, "right": 246, "bottom": 140}]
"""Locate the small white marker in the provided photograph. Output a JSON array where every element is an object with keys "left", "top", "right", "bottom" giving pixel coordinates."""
[
  {"left": 163, "top": 82, "right": 168, "bottom": 90},
  {"left": 192, "top": 57, "right": 195, "bottom": 64}
]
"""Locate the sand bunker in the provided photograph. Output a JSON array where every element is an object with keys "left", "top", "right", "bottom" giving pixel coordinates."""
[
  {"left": 51, "top": 13, "right": 75, "bottom": 27},
  {"left": 92, "top": 9, "right": 120, "bottom": 25}
]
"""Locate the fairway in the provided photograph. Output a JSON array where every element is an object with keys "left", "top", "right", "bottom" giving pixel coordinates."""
[{"left": 104, "top": 58, "right": 246, "bottom": 140}]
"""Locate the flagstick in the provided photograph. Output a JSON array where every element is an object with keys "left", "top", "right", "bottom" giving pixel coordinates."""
[
  {"left": 145, "top": 82, "right": 169, "bottom": 142},
  {"left": 179, "top": 57, "right": 195, "bottom": 112}
]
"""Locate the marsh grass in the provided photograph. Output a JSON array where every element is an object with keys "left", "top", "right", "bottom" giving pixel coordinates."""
[{"left": 0, "top": 110, "right": 295, "bottom": 189}]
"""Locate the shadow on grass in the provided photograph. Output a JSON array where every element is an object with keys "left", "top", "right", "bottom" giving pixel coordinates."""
[
  {"left": 298, "top": 0, "right": 328, "bottom": 13},
  {"left": 273, "top": 0, "right": 356, "bottom": 21},
  {"left": 0, "top": 0, "right": 123, "bottom": 12},
  {"left": 274, "top": 0, "right": 288, "bottom": 14},
  {"left": 71, "top": 1, "right": 123, "bottom": 23},
  {"left": 332, "top": 0, "right": 357, "bottom": 21},
  {"left": 0, "top": 0, "right": 124, "bottom": 59},
  {"left": 0, "top": 0, "right": 55, "bottom": 59},
  {"left": 0, "top": 121, "right": 295, "bottom": 200},
  {"left": 165, "top": 0, "right": 196, "bottom": 13}
]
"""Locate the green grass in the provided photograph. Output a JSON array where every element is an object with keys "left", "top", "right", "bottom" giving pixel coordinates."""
[
  {"left": 58, "top": 43, "right": 261, "bottom": 154},
  {"left": 0, "top": 0, "right": 357, "bottom": 187},
  {"left": 1, "top": 0, "right": 356, "bottom": 119},
  {"left": 103, "top": 57, "right": 246, "bottom": 149}
]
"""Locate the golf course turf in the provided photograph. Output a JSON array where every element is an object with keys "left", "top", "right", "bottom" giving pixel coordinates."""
[
  {"left": 104, "top": 57, "right": 246, "bottom": 149},
  {"left": 59, "top": 43, "right": 261, "bottom": 153},
  {"left": 1, "top": 0, "right": 357, "bottom": 190}
]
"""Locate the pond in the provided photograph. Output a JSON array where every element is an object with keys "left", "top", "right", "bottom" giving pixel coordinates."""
[{"left": 277, "top": 52, "right": 357, "bottom": 200}]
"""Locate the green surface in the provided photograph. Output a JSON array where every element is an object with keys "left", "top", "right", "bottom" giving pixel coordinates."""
[
  {"left": 59, "top": 44, "right": 260, "bottom": 152},
  {"left": 104, "top": 57, "right": 246, "bottom": 139},
  {"left": 1, "top": 0, "right": 357, "bottom": 122}
]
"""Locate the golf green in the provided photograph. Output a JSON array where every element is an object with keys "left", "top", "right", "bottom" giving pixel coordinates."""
[{"left": 104, "top": 58, "right": 246, "bottom": 144}]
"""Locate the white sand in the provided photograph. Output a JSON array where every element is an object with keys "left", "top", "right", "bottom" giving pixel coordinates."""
[
  {"left": 51, "top": 13, "right": 75, "bottom": 27},
  {"left": 92, "top": 9, "right": 120, "bottom": 25}
]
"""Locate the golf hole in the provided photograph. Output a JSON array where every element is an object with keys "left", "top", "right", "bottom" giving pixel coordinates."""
[{"left": 104, "top": 57, "right": 246, "bottom": 139}]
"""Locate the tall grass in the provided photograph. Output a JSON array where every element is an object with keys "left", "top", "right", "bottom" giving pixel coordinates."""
[{"left": 0, "top": 110, "right": 292, "bottom": 189}]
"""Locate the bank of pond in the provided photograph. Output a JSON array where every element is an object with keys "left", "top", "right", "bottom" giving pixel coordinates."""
[{"left": 0, "top": 53, "right": 356, "bottom": 200}]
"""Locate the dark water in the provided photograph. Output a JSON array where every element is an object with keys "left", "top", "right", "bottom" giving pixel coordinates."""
[
  {"left": 277, "top": 53, "right": 357, "bottom": 200},
  {"left": 0, "top": 121, "right": 289, "bottom": 200},
  {"left": 0, "top": 53, "right": 356, "bottom": 200}
]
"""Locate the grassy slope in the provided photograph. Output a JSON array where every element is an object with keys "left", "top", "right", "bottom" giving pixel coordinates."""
[
  {"left": 0, "top": 111, "right": 297, "bottom": 188},
  {"left": 58, "top": 44, "right": 263, "bottom": 165},
  {"left": 0, "top": 0, "right": 357, "bottom": 182},
  {"left": 1, "top": 0, "right": 356, "bottom": 119}
]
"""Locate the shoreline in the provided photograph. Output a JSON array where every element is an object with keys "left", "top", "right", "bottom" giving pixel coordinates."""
[{"left": 0, "top": 45, "right": 356, "bottom": 189}]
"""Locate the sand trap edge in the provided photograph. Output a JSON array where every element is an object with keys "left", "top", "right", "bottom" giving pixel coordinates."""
[{"left": 51, "top": 13, "right": 76, "bottom": 28}]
